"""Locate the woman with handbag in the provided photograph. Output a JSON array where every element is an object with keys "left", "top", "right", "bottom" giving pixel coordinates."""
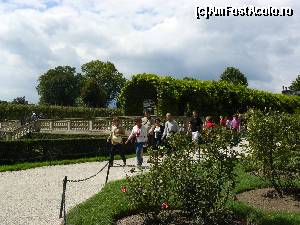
[
  {"left": 107, "top": 117, "right": 126, "bottom": 167},
  {"left": 125, "top": 117, "right": 148, "bottom": 167}
]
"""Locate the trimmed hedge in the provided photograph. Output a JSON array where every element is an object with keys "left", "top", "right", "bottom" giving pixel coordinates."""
[
  {"left": 0, "top": 138, "right": 134, "bottom": 165},
  {"left": 20, "top": 132, "right": 105, "bottom": 140},
  {"left": 0, "top": 103, "right": 122, "bottom": 120},
  {"left": 118, "top": 74, "right": 300, "bottom": 116}
]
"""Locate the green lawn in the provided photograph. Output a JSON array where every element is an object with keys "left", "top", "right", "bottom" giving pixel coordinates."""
[
  {"left": 0, "top": 154, "right": 136, "bottom": 172},
  {"left": 66, "top": 163, "right": 300, "bottom": 225}
]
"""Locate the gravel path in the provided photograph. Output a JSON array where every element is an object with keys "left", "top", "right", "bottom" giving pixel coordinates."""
[
  {"left": 0, "top": 142, "right": 247, "bottom": 225},
  {"left": 0, "top": 157, "right": 149, "bottom": 225}
]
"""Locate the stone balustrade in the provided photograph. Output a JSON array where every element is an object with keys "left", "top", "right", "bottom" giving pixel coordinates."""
[
  {"left": 4, "top": 121, "right": 40, "bottom": 141},
  {"left": 1, "top": 116, "right": 190, "bottom": 140},
  {"left": 39, "top": 116, "right": 190, "bottom": 135},
  {"left": 0, "top": 120, "right": 21, "bottom": 131}
]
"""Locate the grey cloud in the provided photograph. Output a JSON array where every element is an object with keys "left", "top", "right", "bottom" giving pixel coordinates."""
[{"left": 1, "top": 0, "right": 300, "bottom": 103}]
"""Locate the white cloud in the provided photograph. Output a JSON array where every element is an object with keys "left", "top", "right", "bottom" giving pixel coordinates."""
[{"left": 0, "top": 0, "right": 299, "bottom": 103}]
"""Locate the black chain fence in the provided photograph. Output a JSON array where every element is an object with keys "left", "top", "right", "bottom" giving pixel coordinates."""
[{"left": 59, "top": 161, "right": 110, "bottom": 225}]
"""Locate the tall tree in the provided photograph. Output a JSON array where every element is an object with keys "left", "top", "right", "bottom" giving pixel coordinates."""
[
  {"left": 289, "top": 75, "right": 300, "bottom": 91},
  {"left": 81, "top": 60, "right": 126, "bottom": 106},
  {"left": 81, "top": 78, "right": 107, "bottom": 108},
  {"left": 220, "top": 67, "right": 248, "bottom": 86},
  {"left": 36, "top": 66, "right": 81, "bottom": 106},
  {"left": 12, "top": 96, "right": 28, "bottom": 104}
]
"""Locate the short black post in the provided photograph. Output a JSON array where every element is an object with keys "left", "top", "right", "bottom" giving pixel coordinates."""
[
  {"left": 105, "top": 163, "right": 111, "bottom": 184},
  {"left": 59, "top": 176, "right": 68, "bottom": 222}
]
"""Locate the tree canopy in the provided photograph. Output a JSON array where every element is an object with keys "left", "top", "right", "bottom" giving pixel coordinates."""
[
  {"left": 81, "top": 60, "right": 126, "bottom": 106},
  {"left": 80, "top": 78, "right": 107, "bottom": 108},
  {"left": 12, "top": 96, "right": 28, "bottom": 104},
  {"left": 220, "top": 67, "right": 248, "bottom": 86},
  {"left": 289, "top": 75, "right": 300, "bottom": 91},
  {"left": 36, "top": 66, "right": 81, "bottom": 106}
]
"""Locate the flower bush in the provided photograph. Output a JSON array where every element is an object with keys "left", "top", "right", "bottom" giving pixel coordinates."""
[
  {"left": 126, "top": 129, "right": 241, "bottom": 224},
  {"left": 245, "top": 110, "right": 300, "bottom": 196}
]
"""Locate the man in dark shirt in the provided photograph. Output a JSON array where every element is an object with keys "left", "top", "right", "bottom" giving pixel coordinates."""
[{"left": 188, "top": 110, "right": 203, "bottom": 142}]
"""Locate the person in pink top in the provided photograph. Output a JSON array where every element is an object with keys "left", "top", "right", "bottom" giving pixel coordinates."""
[{"left": 231, "top": 115, "right": 240, "bottom": 131}]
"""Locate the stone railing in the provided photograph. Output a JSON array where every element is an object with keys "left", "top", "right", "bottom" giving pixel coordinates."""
[
  {"left": 0, "top": 116, "right": 190, "bottom": 140},
  {"left": 4, "top": 120, "right": 40, "bottom": 140},
  {"left": 39, "top": 116, "right": 190, "bottom": 135},
  {"left": 0, "top": 120, "right": 21, "bottom": 131}
]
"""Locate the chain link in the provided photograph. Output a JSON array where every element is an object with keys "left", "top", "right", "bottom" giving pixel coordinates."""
[{"left": 67, "top": 162, "right": 109, "bottom": 183}]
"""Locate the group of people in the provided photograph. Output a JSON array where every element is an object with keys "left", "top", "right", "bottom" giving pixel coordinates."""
[{"left": 107, "top": 110, "right": 243, "bottom": 167}]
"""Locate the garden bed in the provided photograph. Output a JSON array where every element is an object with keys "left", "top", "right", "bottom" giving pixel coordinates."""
[
  {"left": 116, "top": 210, "right": 247, "bottom": 225},
  {"left": 237, "top": 188, "right": 300, "bottom": 213},
  {"left": 66, "top": 165, "right": 300, "bottom": 225}
]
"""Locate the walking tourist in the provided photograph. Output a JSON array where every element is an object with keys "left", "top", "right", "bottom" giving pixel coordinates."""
[
  {"left": 231, "top": 115, "right": 240, "bottom": 131},
  {"left": 219, "top": 116, "right": 226, "bottom": 127},
  {"left": 162, "top": 113, "right": 179, "bottom": 140},
  {"left": 142, "top": 109, "right": 155, "bottom": 147},
  {"left": 226, "top": 116, "right": 232, "bottom": 129},
  {"left": 188, "top": 110, "right": 203, "bottom": 142},
  {"left": 203, "top": 116, "right": 216, "bottom": 129},
  {"left": 125, "top": 117, "right": 148, "bottom": 167},
  {"left": 153, "top": 118, "right": 164, "bottom": 149},
  {"left": 107, "top": 117, "right": 126, "bottom": 167}
]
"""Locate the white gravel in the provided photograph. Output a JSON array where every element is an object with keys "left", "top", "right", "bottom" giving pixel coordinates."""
[
  {"left": 0, "top": 157, "right": 149, "bottom": 225},
  {"left": 0, "top": 142, "right": 247, "bottom": 225}
]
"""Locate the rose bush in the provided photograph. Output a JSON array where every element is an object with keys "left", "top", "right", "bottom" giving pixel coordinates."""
[
  {"left": 126, "top": 128, "right": 241, "bottom": 224},
  {"left": 245, "top": 110, "right": 300, "bottom": 196}
]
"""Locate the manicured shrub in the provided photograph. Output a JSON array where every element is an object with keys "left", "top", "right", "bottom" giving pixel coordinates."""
[
  {"left": 20, "top": 132, "right": 105, "bottom": 140},
  {"left": 0, "top": 138, "right": 134, "bottom": 165},
  {"left": 118, "top": 74, "right": 300, "bottom": 116},
  {"left": 246, "top": 110, "right": 300, "bottom": 196},
  {"left": 126, "top": 130, "right": 240, "bottom": 224},
  {"left": 0, "top": 103, "right": 122, "bottom": 120}
]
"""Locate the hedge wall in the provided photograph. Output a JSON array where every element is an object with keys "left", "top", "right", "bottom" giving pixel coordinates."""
[
  {"left": 118, "top": 74, "right": 300, "bottom": 116},
  {"left": 0, "top": 103, "right": 122, "bottom": 120},
  {"left": 0, "top": 138, "right": 134, "bottom": 165},
  {"left": 20, "top": 132, "right": 105, "bottom": 140}
]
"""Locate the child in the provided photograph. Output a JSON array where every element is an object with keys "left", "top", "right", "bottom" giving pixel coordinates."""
[
  {"left": 107, "top": 117, "right": 126, "bottom": 167},
  {"left": 219, "top": 116, "right": 226, "bottom": 127},
  {"left": 153, "top": 118, "right": 164, "bottom": 149},
  {"left": 125, "top": 117, "right": 148, "bottom": 167},
  {"left": 226, "top": 116, "right": 232, "bottom": 130}
]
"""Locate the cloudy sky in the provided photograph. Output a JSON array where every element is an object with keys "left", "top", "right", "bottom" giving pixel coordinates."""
[{"left": 0, "top": 0, "right": 299, "bottom": 103}]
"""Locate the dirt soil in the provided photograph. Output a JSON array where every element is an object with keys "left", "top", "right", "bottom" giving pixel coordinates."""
[
  {"left": 116, "top": 210, "right": 246, "bottom": 225},
  {"left": 116, "top": 210, "right": 194, "bottom": 225},
  {"left": 236, "top": 188, "right": 300, "bottom": 213}
]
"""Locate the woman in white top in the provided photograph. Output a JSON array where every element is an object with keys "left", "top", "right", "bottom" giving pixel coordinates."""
[{"left": 125, "top": 117, "right": 148, "bottom": 166}]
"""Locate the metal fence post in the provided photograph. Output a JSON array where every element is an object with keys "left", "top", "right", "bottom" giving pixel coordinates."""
[{"left": 59, "top": 176, "right": 68, "bottom": 225}]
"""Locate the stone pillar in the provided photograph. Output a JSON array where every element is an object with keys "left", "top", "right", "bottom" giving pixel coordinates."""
[
  {"left": 89, "top": 120, "right": 93, "bottom": 131},
  {"left": 49, "top": 120, "right": 53, "bottom": 130},
  {"left": 67, "top": 120, "right": 71, "bottom": 131}
]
